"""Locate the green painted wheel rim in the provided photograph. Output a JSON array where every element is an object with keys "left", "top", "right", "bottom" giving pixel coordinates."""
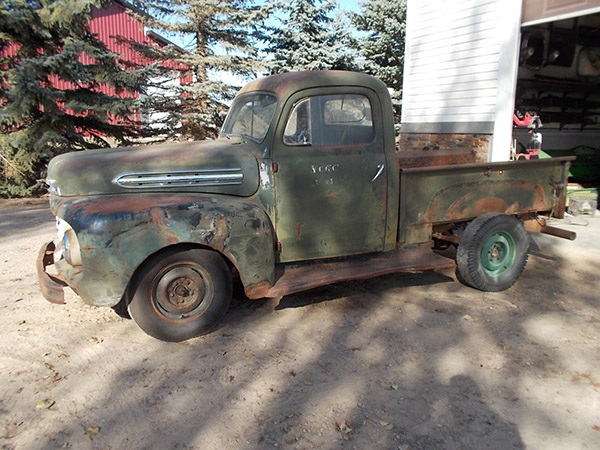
[{"left": 481, "top": 231, "right": 516, "bottom": 278}]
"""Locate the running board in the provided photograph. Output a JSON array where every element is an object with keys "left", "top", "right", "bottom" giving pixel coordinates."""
[{"left": 246, "top": 246, "right": 456, "bottom": 299}]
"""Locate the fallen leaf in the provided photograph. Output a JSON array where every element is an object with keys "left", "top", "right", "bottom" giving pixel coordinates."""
[
  {"left": 335, "top": 420, "right": 352, "bottom": 434},
  {"left": 36, "top": 399, "right": 55, "bottom": 410},
  {"left": 85, "top": 426, "right": 100, "bottom": 437},
  {"left": 410, "top": 357, "right": 417, "bottom": 362},
  {"left": 463, "top": 314, "right": 473, "bottom": 321},
  {"left": 390, "top": 384, "right": 399, "bottom": 390},
  {"left": 379, "top": 420, "right": 394, "bottom": 430},
  {"left": 89, "top": 337, "right": 103, "bottom": 344},
  {"left": 303, "top": 380, "right": 313, "bottom": 386},
  {"left": 243, "top": 352, "right": 255, "bottom": 359}
]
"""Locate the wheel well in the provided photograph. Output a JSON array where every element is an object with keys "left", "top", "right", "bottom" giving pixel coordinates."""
[
  {"left": 119, "top": 243, "right": 241, "bottom": 309},
  {"left": 432, "top": 213, "right": 532, "bottom": 243}
]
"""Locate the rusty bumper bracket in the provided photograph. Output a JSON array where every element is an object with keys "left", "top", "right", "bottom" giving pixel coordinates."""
[{"left": 37, "top": 241, "right": 67, "bottom": 304}]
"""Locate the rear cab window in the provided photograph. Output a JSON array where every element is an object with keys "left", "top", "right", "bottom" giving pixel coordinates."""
[{"left": 284, "top": 94, "right": 373, "bottom": 147}]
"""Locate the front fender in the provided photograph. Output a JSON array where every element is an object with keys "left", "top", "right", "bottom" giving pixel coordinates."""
[{"left": 52, "top": 193, "right": 276, "bottom": 306}]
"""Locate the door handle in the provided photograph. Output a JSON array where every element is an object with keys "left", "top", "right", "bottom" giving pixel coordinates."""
[{"left": 371, "top": 164, "right": 385, "bottom": 182}]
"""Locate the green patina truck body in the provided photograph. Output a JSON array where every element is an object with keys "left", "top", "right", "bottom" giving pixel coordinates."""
[{"left": 37, "top": 71, "right": 574, "bottom": 342}]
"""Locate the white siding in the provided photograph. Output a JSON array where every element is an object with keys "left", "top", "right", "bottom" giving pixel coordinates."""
[
  {"left": 522, "top": 0, "right": 600, "bottom": 26},
  {"left": 401, "top": 0, "right": 523, "bottom": 161}
]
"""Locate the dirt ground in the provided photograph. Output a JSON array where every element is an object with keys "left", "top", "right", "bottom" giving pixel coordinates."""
[{"left": 0, "top": 199, "right": 599, "bottom": 450}]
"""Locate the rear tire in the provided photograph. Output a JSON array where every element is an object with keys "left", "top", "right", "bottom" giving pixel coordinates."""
[
  {"left": 457, "top": 213, "right": 529, "bottom": 292},
  {"left": 128, "top": 248, "right": 232, "bottom": 342}
]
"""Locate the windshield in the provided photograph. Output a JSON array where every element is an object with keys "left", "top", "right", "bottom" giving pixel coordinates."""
[{"left": 220, "top": 93, "right": 277, "bottom": 142}]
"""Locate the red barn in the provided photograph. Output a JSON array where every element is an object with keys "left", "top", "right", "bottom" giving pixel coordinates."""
[{"left": 1, "top": 0, "right": 191, "bottom": 129}]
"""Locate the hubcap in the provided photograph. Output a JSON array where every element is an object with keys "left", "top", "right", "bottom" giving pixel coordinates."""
[
  {"left": 481, "top": 231, "right": 516, "bottom": 278},
  {"left": 153, "top": 265, "right": 212, "bottom": 319}
]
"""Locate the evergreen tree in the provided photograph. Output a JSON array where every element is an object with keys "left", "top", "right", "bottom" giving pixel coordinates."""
[
  {"left": 265, "top": 0, "right": 358, "bottom": 73},
  {"left": 0, "top": 0, "right": 154, "bottom": 197},
  {"left": 352, "top": 0, "right": 407, "bottom": 128},
  {"left": 131, "top": 0, "right": 267, "bottom": 140}
]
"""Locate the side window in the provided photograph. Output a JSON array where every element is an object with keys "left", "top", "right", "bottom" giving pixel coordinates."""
[
  {"left": 284, "top": 98, "right": 311, "bottom": 145},
  {"left": 283, "top": 94, "right": 373, "bottom": 147}
]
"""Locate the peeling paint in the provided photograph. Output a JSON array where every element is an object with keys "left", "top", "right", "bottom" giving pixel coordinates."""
[
  {"left": 323, "top": 189, "right": 342, "bottom": 198},
  {"left": 45, "top": 193, "right": 276, "bottom": 307},
  {"left": 296, "top": 223, "right": 305, "bottom": 241}
]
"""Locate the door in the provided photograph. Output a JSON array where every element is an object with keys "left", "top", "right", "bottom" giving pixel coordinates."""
[{"left": 272, "top": 87, "right": 388, "bottom": 262}]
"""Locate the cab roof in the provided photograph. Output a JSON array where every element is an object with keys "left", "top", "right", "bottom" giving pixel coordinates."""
[{"left": 237, "top": 70, "right": 389, "bottom": 100}]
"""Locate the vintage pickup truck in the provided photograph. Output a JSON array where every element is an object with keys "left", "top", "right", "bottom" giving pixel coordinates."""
[{"left": 38, "top": 71, "right": 575, "bottom": 342}]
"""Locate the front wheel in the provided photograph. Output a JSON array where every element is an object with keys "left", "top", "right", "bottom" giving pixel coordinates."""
[
  {"left": 128, "top": 248, "right": 232, "bottom": 342},
  {"left": 456, "top": 213, "right": 529, "bottom": 292}
]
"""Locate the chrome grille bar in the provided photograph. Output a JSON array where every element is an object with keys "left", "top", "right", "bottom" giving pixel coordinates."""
[{"left": 113, "top": 168, "right": 244, "bottom": 189}]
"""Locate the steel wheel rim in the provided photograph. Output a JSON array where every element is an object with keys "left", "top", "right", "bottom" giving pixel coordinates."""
[
  {"left": 481, "top": 231, "right": 516, "bottom": 278},
  {"left": 152, "top": 263, "right": 213, "bottom": 321}
]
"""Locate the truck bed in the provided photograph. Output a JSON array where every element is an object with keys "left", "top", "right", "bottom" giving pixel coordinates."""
[{"left": 397, "top": 156, "right": 574, "bottom": 245}]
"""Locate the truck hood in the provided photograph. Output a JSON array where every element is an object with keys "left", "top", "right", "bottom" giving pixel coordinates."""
[{"left": 47, "top": 139, "right": 260, "bottom": 197}]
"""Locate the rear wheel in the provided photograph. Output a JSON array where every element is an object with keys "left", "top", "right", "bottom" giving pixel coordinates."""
[
  {"left": 128, "top": 248, "right": 232, "bottom": 342},
  {"left": 457, "top": 213, "right": 529, "bottom": 292}
]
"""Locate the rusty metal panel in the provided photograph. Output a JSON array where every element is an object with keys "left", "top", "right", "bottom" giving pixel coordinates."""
[
  {"left": 271, "top": 86, "right": 389, "bottom": 262},
  {"left": 398, "top": 157, "right": 573, "bottom": 244},
  {"left": 36, "top": 241, "right": 68, "bottom": 304},
  {"left": 246, "top": 244, "right": 456, "bottom": 299},
  {"left": 50, "top": 193, "right": 276, "bottom": 307},
  {"left": 47, "top": 139, "right": 260, "bottom": 198}
]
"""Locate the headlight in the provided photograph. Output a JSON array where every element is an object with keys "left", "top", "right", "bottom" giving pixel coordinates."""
[
  {"left": 55, "top": 218, "right": 82, "bottom": 266},
  {"left": 46, "top": 179, "right": 61, "bottom": 196}
]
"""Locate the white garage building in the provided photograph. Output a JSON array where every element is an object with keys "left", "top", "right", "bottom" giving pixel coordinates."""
[{"left": 400, "top": 0, "right": 600, "bottom": 184}]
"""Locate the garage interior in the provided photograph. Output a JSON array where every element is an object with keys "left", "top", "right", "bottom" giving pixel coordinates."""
[{"left": 515, "top": 11, "right": 600, "bottom": 215}]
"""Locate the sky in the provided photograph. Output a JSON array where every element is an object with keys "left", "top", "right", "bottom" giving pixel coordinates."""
[{"left": 337, "top": 0, "right": 361, "bottom": 12}]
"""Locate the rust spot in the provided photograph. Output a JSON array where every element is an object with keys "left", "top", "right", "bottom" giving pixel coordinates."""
[
  {"left": 398, "top": 152, "right": 479, "bottom": 169},
  {"left": 149, "top": 207, "right": 179, "bottom": 244},
  {"left": 150, "top": 207, "right": 166, "bottom": 226},
  {"left": 296, "top": 222, "right": 305, "bottom": 241},
  {"left": 263, "top": 245, "right": 456, "bottom": 298},
  {"left": 211, "top": 217, "right": 229, "bottom": 252},
  {"left": 470, "top": 197, "right": 511, "bottom": 215},
  {"left": 76, "top": 195, "right": 201, "bottom": 216},
  {"left": 533, "top": 184, "right": 548, "bottom": 210},
  {"left": 421, "top": 180, "right": 553, "bottom": 224},
  {"left": 245, "top": 280, "right": 272, "bottom": 299},
  {"left": 37, "top": 241, "right": 67, "bottom": 304},
  {"left": 323, "top": 189, "right": 342, "bottom": 198}
]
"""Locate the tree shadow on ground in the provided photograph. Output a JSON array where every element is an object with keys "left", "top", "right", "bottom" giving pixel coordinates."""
[{"left": 0, "top": 203, "right": 54, "bottom": 239}]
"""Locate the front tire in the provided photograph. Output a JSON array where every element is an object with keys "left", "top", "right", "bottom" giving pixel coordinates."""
[
  {"left": 128, "top": 248, "right": 232, "bottom": 342},
  {"left": 456, "top": 213, "right": 529, "bottom": 292}
]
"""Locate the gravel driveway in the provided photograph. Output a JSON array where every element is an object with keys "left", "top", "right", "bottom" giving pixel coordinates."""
[{"left": 1, "top": 199, "right": 599, "bottom": 450}]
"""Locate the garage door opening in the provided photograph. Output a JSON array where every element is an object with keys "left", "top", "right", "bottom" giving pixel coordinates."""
[{"left": 515, "top": 12, "right": 600, "bottom": 185}]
